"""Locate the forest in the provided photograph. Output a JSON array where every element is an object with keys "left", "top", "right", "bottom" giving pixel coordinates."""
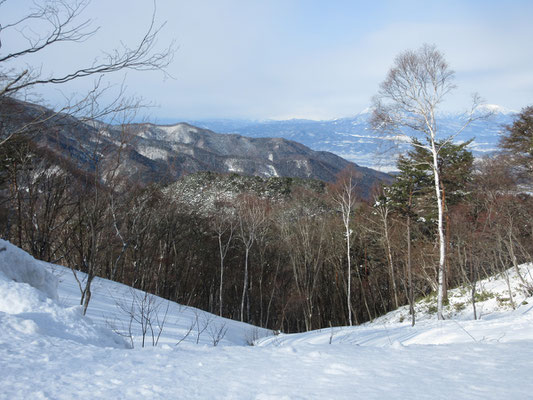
[{"left": 1, "top": 105, "right": 532, "bottom": 333}]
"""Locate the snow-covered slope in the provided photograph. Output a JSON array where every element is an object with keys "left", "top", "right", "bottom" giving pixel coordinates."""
[
  {"left": 46, "top": 256, "right": 271, "bottom": 348},
  {"left": 0, "top": 239, "right": 127, "bottom": 349},
  {"left": 2, "top": 240, "right": 533, "bottom": 399},
  {"left": 257, "top": 263, "right": 533, "bottom": 348}
]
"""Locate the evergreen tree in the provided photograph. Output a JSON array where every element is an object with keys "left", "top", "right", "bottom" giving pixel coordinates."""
[
  {"left": 385, "top": 139, "right": 474, "bottom": 318},
  {"left": 500, "top": 105, "right": 533, "bottom": 177},
  {"left": 394, "top": 139, "right": 474, "bottom": 221}
]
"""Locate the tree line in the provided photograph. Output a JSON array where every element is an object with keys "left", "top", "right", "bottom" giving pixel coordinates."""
[{"left": 1, "top": 108, "right": 532, "bottom": 332}]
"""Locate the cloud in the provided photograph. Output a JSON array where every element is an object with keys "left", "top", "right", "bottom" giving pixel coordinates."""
[{"left": 3, "top": 0, "right": 532, "bottom": 120}]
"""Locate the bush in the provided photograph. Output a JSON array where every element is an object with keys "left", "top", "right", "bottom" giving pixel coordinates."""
[{"left": 474, "top": 291, "right": 495, "bottom": 302}]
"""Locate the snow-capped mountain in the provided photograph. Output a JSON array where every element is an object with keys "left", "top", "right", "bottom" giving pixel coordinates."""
[
  {"left": 0, "top": 98, "right": 390, "bottom": 196},
  {"left": 121, "top": 122, "right": 390, "bottom": 189},
  {"left": 190, "top": 106, "right": 516, "bottom": 171}
]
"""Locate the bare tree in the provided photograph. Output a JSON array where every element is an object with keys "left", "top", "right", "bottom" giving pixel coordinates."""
[
  {"left": 371, "top": 44, "right": 482, "bottom": 320},
  {"left": 330, "top": 167, "right": 360, "bottom": 326},
  {"left": 236, "top": 194, "right": 268, "bottom": 322},
  {"left": 0, "top": 0, "right": 175, "bottom": 144},
  {"left": 279, "top": 209, "right": 326, "bottom": 331},
  {"left": 207, "top": 321, "right": 228, "bottom": 347},
  {"left": 112, "top": 288, "right": 170, "bottom": 348},
  {"left": 0, "top": 0, "right": 174, "bottom": 314},
  {"left": 210, "top": 196, "right": 236, "bottom": 317},
  {"left": 372, "top": 188, "right": 400, "bottom": 310}
]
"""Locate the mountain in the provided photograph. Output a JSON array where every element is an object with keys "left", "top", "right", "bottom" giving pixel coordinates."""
[
  {"left": 189, "top": 106, "right": 517, "bottom": 171},
  {"left": 0, "top": 99, "right": 390, "bottom": 196},
  {"left": 120, "top": 122, "right": 390, "bottom": 194}
]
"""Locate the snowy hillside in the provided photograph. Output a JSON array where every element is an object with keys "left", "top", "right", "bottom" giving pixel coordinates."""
[
  {"left": 2, "top": 239, "right": 533, "bottom": 399},
  {"left": 258, "top": 263, "right": 533, "bottom": 348}
]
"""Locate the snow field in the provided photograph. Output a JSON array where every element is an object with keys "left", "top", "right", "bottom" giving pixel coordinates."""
[{"left": 1, "top": 239, "right": 533, "bottom": 399}]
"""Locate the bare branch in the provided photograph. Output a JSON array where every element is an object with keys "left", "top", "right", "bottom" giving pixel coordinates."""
[
  {"left": 0, "top": 0, "right": 96, "bottom": 64},
  {"left": 0, "top": 0, "right": 175, "bottom": 146},
  {"left": 0, "top": 0, "right": 175, "bottom": 101}
]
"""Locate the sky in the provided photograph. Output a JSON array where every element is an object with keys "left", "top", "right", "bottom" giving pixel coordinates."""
[{"left": 2, "top": 0, "right": 533, "bottom": 122}]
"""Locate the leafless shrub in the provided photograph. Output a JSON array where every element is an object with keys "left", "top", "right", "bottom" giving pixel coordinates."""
[
  {"left": 106, "top": 314, "right": 135, "bottom": 349},
  {"left": 113, "top": 288, "right": 169, "bottom": 348},
  {"left": 175, "top": 320, "right": 195, "bottom": 346},
  {"left": 194, "top": 311, "right": 214, "bottom": 344},
  {"left": 207, "top": 322, "right": 228, "bottom": 347},
  {"left": 245, "top": 327, "right": 262, "bottom": 346}
]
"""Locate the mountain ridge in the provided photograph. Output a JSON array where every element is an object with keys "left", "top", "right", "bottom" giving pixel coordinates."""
[{"left": 0, "top": 98, "right": 390, "bottom": 197}]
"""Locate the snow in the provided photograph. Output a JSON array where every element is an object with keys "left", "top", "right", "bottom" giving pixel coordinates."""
[
  {"left": 159, "top": 124, "right": 197, "bottom": 143},
  {"left": 0, "top": 239, "right": 128, "bottom": 350},
  {"left": 225, "top": 159, "right": 244, "bottom": 173},
  {"left": 0, "top": 239, "right": 58, "bottom": 301},
  {"left": 370, "top": 262, "right": 533, "bottom": 325},
  {"left": 265, "top": 164, "right": 279, "bottom": 177},
  {"left": 1, "top": 240, "right": 533, "bottom": 399},
  {"left": 291, "top": 159, "right": 311, "bottom": 172},
  {"left": 475, "top": 104, "right": 516, "bottom": 115},
  {"left": 136, "top": 145, "right": 168, "bottom": 160}
]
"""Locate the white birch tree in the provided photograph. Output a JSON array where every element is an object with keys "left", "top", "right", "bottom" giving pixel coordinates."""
[
  {"left": 331, "top": 167, "right": 360, "bottom": 326},
  {"left": 371, "top": 44, "right": 481, "bottom": 320},
  {"left": 237, "top": 194, "right": 267, "bottom": 323},
  {"left": 211, "top": 196, "right": 236, "bottom": 317}
]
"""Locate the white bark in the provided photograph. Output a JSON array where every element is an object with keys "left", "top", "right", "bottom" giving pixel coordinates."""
[
  {"left": 333, "top": 170, "right": 358, "bottom": 326},
  {"left": 371, "top": 45, "right": 480, "bottom": 322},
  {"left": 345, "top": 211, "right": 352, "bottom": 327},
  {"left": 237, "top": 195, "right": 266, "bottom": 323},
  {"left": 431, "top": 140, "right": 446, "bottom": 320}
]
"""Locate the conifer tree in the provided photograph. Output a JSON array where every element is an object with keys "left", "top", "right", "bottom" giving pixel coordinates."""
[{"left": 500, "top": 105, "right": 533, "bottom": 177}]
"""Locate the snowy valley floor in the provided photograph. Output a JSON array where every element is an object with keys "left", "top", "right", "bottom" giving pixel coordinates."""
[{"left": 1, "top": 239, "right": 533, "bottom": 399}]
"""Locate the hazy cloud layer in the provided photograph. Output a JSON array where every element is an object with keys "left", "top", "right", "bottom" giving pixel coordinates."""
[{"left": 4, "top": 0, "right": 532, "bottom": 120}]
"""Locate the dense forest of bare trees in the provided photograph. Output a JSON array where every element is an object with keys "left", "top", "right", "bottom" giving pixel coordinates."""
[{"left": 1, "top": 108, "right": 532, "bottom": 332}]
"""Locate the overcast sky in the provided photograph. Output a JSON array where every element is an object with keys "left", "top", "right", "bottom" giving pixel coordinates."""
[{"left": 4, "top": 0, "right": 533, "bottom": 121}]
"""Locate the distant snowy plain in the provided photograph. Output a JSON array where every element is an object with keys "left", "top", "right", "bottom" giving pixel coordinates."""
[
  {"left": 1, "top": 238, "right": 532, "bottom": 399},
  {"left": 191, "top": 107, "right": 516, "bottom": 172}
]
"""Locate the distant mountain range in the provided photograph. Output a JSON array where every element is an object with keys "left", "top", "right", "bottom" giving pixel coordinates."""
[
  {"left": 188, "top": 105, "right": 516, "bottom": 171},
  {"left": 0, "top": 99, "right": 390, "bottom": 197},
  {"left": 117, "top": 122, "right": 390, "bottom": 193}
]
